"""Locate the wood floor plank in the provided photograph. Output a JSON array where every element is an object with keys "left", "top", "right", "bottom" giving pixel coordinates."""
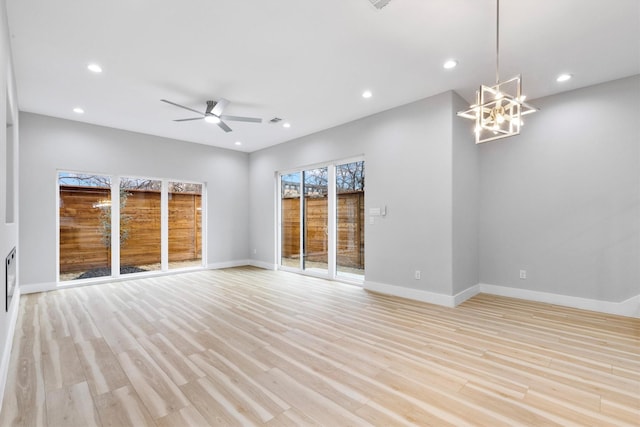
[
  {"left": 75, "top": 337, "right": 130, "bottom": 396},
  {"left": 94, "top": 384, "right": 157, "bottom": 427},
  {"left": 41, "top": 336, "right": 86, "bottom": 391},
  {"left": 1, "top": 267, "right": 638, "bottom": 426},
  {"left": 118, "top": 347, "right": 190, "bottom": 419},
  {"left": 45, "top": 381, "right": 101, "bottom": 427},
  {"left": 155, "top": 404, "right": 211, "bottom": 427},
  {"left": 0, "top": 301, "right": 46, "bottom": 427}
]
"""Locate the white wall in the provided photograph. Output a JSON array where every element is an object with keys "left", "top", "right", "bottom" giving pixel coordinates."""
[
  {"left": 249, "top": 91, "right": 477, "bottom": 301},
  {"left": 0, "top": 0, "right": 21, "bottom": 409},
  {"left": 19, "top": 113, "right": 250, "bottom": 287},
  {"left": 479, "top": 75, "right": 640, "bottom": 303}
]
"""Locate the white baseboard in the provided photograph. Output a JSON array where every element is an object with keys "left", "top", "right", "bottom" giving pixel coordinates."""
[
  {"left": 364, "top": 280, "right": 457, "bottom": 307},
  {"left": 248, "top": 260, "right": 277, "bottom": 271},
  {"left": 453, "top": 284, "right": 481, "bottom": 306},
  {"left": 0, "top": 287, "right": 21, "bottom": 411},
  {"left": 207, "top": 260, "right": 251, "bottom": 270},
  {"left": 480, "top": 283, "right": 640, "bottom": 318},
  {"left": 20, "top": 281, "right": 56, "bottom": 294},
  {"left": 362, "top": 279, "right": 638, "bottom": 318}
]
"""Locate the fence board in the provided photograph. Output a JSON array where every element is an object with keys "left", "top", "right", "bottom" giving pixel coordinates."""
[
  {"left": 59, "top": 186, "right": 202, "bottom": 274},
  {"left": 281, "top": 192, "right": 364, "bottom": 268}
]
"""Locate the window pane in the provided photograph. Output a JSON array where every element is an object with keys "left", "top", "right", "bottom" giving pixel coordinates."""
[
  {"left": 168, "top": 181, "right": 203, "bottom": 269},
  {"left": 59, "top": 173, "right": 112, "bottom": 281},
  {"left": 303, "top": 167, "right": 328, "bottom": 273},
  {"left": 120, "top": 178, "right": 162, "bottom": 275},
  {"left": 336, "top": 161, "right": 365, "bottom": 278},
  {"left": 280, "top": 172, "right": 300, "bottom": 268}
]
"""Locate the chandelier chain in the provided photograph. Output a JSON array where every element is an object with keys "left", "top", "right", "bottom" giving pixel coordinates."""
[{"left": 496, "top": 0, "right": 500, "bottom": 84}]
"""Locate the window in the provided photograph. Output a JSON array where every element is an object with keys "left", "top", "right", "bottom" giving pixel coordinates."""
[
  {"left": 168, "top": 181, "right": 203, "bottom": 269},
  {"left": 58, "top": 172, "right": 204, "bottom": 282},
  {"left": 119, "top": 178, "right": 162, "bottom": 275},
  {"left": 59, "top": 173, "right": 113, "bottom": 280}
]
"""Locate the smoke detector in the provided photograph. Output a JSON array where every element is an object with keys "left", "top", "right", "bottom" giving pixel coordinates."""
[{"left": 368, "top": 0, "right": 391, "bottom": 9}]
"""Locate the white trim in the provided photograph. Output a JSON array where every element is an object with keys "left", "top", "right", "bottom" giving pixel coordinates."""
[
  {"left": 207, "top": 260, "right": 251, "bottom": 270},
  {"left": 362, "top": 279, "right": 638, "bottom": 318},
  {"left": 0, "top": 288, "right": 21, "bottom": 410},
  {"left": 249, "top": 260, "right": 277, "bottom": 270},
  {"left": 20, "top": 281, "right": 57, "bottom": 294},
  {"left": 364, "top": 280, "right": 457, "bottom": 307},
  {"left": 480, "top": 283, "right": 640, "bottom": 318},
  {"left": 453, "top": 284, "right": 481, "bottom": 306}
]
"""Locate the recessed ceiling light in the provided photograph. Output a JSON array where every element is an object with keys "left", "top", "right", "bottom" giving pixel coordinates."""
[
  {"left": 362, "top": 90, "right": 373, "bottom": 99},
  {"left": 73, "top": 107, "right": 84, "bottom": 114},
  {"left": 87, "top": 63, "right": 103, "bottom": 73},
  {"left": 443, "top": 59, "right": 458, "bottom": 69},
  {"left": 234, "top": 141, "right": 242, "bottom": 146},
  {"left": 204, "top": 116, "right": 221, "bottom": 124},
  {"left": 283, "top": 122, "right": 291, "bottom": 128},
  {"left": 556, "top": 73, "right": 572, "bottom": 82}
]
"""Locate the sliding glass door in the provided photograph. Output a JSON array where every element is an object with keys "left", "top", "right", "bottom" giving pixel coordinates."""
[
  {"left": 280, "top": 172, "right": 301, "bottom": 268},
  {"left": 336, "top": 161, "right": 365, "bottom": 279},
  {"left": 303, "top": 167, "right": 328, "bottom": 274},
  {"left": 279, "top": 159, "right": 364, "bottom": 282}
]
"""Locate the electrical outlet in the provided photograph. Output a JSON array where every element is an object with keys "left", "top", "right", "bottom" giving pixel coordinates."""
[
  {"left": 415, "top": 270, "right": 421, "bottom": 280},
  {"left": 253, "top": 248, "right": 257, "bottom": 255},
  {"left": 519, "top": 269, "right": 527, "bottom": 279}
]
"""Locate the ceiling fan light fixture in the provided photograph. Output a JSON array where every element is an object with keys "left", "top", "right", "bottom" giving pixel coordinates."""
[
  {"left": 204, "top": 115, "right": 221, "bottom": 124},
  {"left": 457, "top": 0, "right": 537, "bottom": 144}
]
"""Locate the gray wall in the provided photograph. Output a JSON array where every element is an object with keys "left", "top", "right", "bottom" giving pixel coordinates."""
[
  {"left": 479, "top": 75, "right": 640, "bottom": 302},
  {"left": 451, "top": 92, "right": 479, "bottom": 294},
  {"left": 0, "top": 0, "right": 20, "bottom": 404},
  {"left": 249, "top": 91, "right": 475, "bottom": 296},
  {"left": 19, "top": 113, "right": 250, "bottom": 286}
]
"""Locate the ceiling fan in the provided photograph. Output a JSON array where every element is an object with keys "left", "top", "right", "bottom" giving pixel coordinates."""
[{"left": 161, "top": 98, "right": 262, "bottom": 133}]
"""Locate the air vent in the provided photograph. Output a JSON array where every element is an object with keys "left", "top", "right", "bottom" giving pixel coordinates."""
[
  {"left": 368, "top": 0, "right": 391, "bottom": 9},
  {"left": 269, "top": 117, "right": 283, "bottom": 124}
]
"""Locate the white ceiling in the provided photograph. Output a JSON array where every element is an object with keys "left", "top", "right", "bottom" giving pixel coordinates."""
[{"left": 6, "top": 0, "right": 640, "bottom": 152}]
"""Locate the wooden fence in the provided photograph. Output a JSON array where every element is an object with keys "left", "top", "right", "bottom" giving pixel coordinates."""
[
  {"left": 59, "top": 186, "right": 201, "bottom": 273},
  {"left": 282, "top": 191, "right": 364, "bottom": 268}
]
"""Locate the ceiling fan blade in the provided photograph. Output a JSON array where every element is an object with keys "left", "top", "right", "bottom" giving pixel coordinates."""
[
  {"left": 161, "top": 99, "right": 204, "bottom": 116},
  {"left": 220, "top": 115, "right": 262, "bottom": 123},
  {"left": 217, "top": 121, "right": 232, "bottom": 133},
  {"left": 211, "top": 98, "right": 229, "bottom": 116},
  {"left": 174, "top": 117, "right": 204, "bottom": 122}
]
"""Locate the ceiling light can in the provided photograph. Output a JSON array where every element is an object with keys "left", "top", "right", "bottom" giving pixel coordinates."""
[
  {"left": 443, "top": 59, "right": 458, "bottom": 69},
  {"left": 87, "top": 63, "right": 102, "bottom": 73},
  {"left": 556, "top": 73, "right": 572, "bottom": 82}
]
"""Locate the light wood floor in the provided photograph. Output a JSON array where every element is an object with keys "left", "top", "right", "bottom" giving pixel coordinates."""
[{"left": 0, "top": 267, "right": 638, "bottom": 426}]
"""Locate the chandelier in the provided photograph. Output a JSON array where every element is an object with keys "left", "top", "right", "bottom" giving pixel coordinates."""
[{"left": 458, "top": 0, "right": 537, "bottom": 144}]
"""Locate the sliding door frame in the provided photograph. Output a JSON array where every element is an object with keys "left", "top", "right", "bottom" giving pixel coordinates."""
[{"left": 276, "top": 156, "right": 364, "bottom": 284}]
